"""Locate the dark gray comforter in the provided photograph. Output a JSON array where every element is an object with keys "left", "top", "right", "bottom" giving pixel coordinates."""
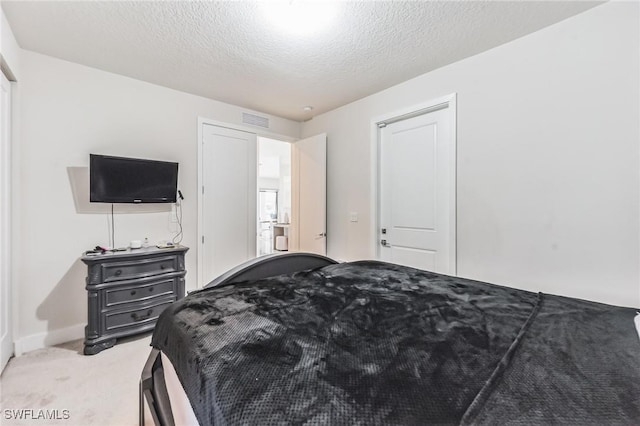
[{"left": 151, "top": 261, "right": 640, "bottom": 425}]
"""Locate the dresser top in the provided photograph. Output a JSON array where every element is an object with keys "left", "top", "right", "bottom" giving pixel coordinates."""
[{"left": 81, "top": 245, "right": 189, "bottom": 263}]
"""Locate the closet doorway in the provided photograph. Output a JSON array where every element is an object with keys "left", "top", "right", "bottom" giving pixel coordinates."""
[{"left": 198, "top": 118, "right": 327, "bottom": 288}]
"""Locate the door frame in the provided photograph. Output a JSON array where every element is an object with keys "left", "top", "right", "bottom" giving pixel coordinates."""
[
  {"left": 369, "top": 93, "right": 457, "bottom": 274},
  {"left": 1, "top": 72, "right": 13, "bottom": 370},
  {"left": 196, "top": 117, "right": 296, "bottom": 288}
]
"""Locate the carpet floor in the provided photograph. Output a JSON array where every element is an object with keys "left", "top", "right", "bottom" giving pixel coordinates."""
[{"left": 1, "top": 334, "right": 155, "bottom": 426}]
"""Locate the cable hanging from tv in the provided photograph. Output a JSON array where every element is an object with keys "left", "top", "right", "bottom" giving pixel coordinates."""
[
  {"left": 172, "top": 190, "right": 184, "bottom": 245},
  {"left": 111, "top": 203, "right": 115, "bottom": 249}
]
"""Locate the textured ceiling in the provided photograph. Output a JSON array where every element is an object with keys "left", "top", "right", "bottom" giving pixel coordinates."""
[{"left": 2, "top": 1, "right": 602, "bottom": 121}]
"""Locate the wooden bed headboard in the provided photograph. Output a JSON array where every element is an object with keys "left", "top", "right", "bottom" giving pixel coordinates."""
[{"left": 205, "top": 252, "right": 338, "bottom": 288}]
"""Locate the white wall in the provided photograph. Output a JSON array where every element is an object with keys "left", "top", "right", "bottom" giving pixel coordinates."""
[
  {"left": 0, "top": 9, "right": 20, "bottom": 79},
  {"left": 15, "top": 50, "right": 300, "bottom": 352},
  {"left": 302, "top": 2, "right": 640, "bottom": 307}
]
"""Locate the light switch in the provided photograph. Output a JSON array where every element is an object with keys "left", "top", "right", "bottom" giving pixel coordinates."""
[{"left": 349, "top": 212, "right": 358, "bottom": 222}]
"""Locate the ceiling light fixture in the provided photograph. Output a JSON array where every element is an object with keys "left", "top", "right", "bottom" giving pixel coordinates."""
[
  {"left": 303, "top": 106, "right": 314, "bottom": 111},
  {"left": 262, "top": 1, "right": 338, "bottom": 36}
]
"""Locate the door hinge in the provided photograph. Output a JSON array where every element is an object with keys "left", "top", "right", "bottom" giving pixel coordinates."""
[
  {"left": 202, "top": 236, "right": 205, "bottom": 244},
  {"left": 202, "top": 186, "right": 204, "bottom": 195}
]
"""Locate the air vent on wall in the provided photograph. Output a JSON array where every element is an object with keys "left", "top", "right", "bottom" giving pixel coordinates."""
[{"left": 242, "top": 112, "right": 270, "bottom": 129}]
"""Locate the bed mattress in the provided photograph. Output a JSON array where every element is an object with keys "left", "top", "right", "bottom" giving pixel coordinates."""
[{"left": 151, "top": 260, "right": 640, "bottom": 425}]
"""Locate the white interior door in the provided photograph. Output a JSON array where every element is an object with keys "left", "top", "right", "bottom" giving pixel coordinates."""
[
  {"left": 379, "top": 107, "right": 455, "bottom": 274},
  {"left": 201, "top": 124, "right": 257, "bottom": 285},
  {"left": 291, "top": 133, "right": 327, "bottom": 255},
  {"left": 0, "top": 72, "right": 13, "bottom": 372}
]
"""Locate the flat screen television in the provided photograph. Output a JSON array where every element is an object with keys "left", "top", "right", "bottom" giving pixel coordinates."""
[{"left": 90, "top": 154, "right": 178, "bottom": 203}]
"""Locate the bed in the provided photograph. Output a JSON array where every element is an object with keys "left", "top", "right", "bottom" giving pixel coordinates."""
[{"left": 140, "top": 253, "right": 640, "bottom": 425}]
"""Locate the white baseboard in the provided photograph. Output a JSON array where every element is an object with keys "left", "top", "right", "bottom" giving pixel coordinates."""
[{"left": 13, "top": 323, "right": 85, "bottom": 356}]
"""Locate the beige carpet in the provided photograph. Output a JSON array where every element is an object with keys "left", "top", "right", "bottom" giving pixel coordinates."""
[{"left": 0, "top": 334, "right": 155, "bottom": 426}]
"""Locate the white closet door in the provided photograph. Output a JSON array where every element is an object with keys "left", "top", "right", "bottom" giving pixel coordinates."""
[
  {"left": 379, "top": 108, "right": 454, "bottom": 274},
  {"left": 201, "top": 124, "right": 257, "bottom": 285}
]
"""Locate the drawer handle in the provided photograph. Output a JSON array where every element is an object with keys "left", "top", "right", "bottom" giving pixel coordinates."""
[
  {"left": 160, "top": 265, "right": 166, "bottom": 270},
  {"left": 115, "top": 270, "right": 122, "bottom": 276},
  {"left": 131, "top": 309, "right": 153, "bottom": 322},
  {"left": 148, "top": 287, "right": 154, "bottom": 292},
  {"left": 130, "top": 290, "right": 137, "bottom": 296}
]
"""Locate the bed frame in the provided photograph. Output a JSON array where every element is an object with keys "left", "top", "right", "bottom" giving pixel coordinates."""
[{"left": 139, "top": 252, "right": 338, "bottom": 426}]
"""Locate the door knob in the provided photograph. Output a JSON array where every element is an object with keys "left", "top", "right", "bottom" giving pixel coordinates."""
[{"left": 381, "top": 239, "right": 388, "bottom": 246}]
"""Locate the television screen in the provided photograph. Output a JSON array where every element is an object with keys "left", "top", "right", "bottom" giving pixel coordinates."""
[{"left": 90, "top": 154, "right": 178, "bottom": 203}]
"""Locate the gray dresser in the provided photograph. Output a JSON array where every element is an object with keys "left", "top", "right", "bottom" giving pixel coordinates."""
[{"left": 81, "top": 245, "right": 188, "bottom": 355}]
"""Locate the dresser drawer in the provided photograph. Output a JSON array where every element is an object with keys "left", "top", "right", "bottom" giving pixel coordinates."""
[
  {"left": 104, "top": 298, "right": 174, "bottom": 331},
  {"left": 104, "top": 278, "right": 177, "bottom": 307},
  {"left": 101, "top": 256, "right": 179, "bottom": 282}
]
